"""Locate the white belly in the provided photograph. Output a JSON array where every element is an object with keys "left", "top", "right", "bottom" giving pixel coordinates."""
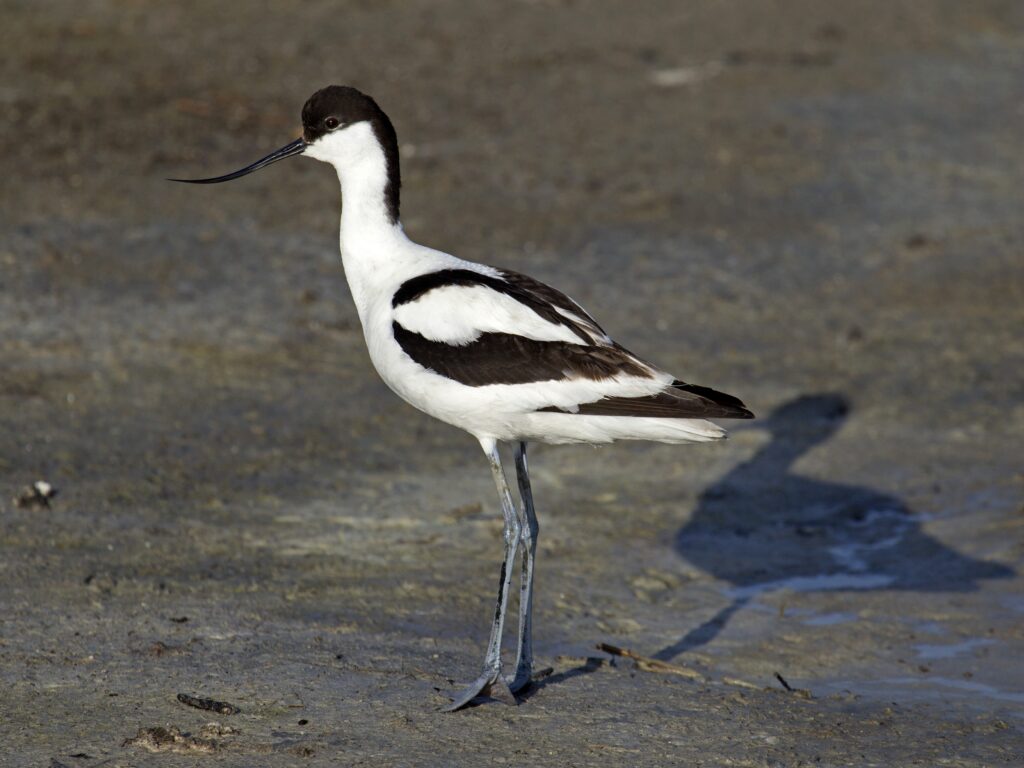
[{"left": 360, "top": 300, "right": 520, "bottom": 439}]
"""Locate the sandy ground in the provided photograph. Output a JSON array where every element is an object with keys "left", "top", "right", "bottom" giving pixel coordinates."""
[{"left": 2, "top": 1, "right": 1023, "bottom": 765}]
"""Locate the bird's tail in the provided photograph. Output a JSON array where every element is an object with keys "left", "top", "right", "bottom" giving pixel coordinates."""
[{"left": 522, "top": 413, "right": 727, "bottom": 445}]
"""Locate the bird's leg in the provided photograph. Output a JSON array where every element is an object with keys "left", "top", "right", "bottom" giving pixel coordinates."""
[
  {"left": 506, "top": 441, "right": 539, "bottom": 693},
  {"left": 443, "top": 438, "right": 521, "bottom": 711}
]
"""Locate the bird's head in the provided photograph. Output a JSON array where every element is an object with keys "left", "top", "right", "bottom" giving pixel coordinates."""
[
  {"left": 171, "top": 85, "right": 401, "bottom": 221},
  {"left": 299, "top": 85, "right": 396, "bottom": 168}
]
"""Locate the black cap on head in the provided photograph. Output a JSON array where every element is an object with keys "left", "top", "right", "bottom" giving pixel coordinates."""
[{"left": 302, "top": 86, "right": 380, "bottom": 142}]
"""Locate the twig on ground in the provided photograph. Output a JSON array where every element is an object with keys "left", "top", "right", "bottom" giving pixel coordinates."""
[
  {"left": 597, "top": 642, "right": 782, "bottom": 693},
  {"left": 596, "top": 643, "right": 708, "bottom": 681},
  {"left": 774, "top": 671, "right": 812, "bottom": 698}
]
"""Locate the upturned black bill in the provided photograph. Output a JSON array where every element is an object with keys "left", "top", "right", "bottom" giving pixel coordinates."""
[{"left": 169, "top": 137, "right": 306, "bottom": 184}]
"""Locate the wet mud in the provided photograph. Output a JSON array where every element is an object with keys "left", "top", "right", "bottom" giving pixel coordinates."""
[{"left": 2, "top": 1, "right": 1022, "bottom": 765}]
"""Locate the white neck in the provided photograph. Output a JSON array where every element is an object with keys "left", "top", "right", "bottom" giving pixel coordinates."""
[
  {"left": 337, "top": 166, "right": 410, "bottom": 317},
  {"left": 303, "top": 123, "right": 400, "bottom": 250},
  {"left": 305, "top": 122, "right": 426, "bottom": 313},
  {"left": 303, "top": 121, "right": 403, "bottom": 245},
  {"left": 336, "top": 155, "right": 403, "bottom": 252}
]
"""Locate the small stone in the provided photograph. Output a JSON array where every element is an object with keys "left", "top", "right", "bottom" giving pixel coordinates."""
[{"left": 13, "top": 481, "right": 58, "bottom": 509}]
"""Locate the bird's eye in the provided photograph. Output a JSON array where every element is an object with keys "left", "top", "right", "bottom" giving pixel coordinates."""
[{"left": 324, "top": 117, "right": 341, "bottom": 130}]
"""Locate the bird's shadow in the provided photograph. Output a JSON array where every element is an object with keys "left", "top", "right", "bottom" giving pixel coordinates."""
[
  {"left": 655, "top": 393, "right": 1013, "bottom": 662},
  {"left": 516, "top": 656, "right": 606, "bottom": 703}
]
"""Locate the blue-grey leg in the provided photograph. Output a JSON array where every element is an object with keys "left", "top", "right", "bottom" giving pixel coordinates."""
[
  {"left": 506, "top": 441, "right": 539, "bottom": 693},
  {"left": 443, "top": 438, "right": 521, "bottom": 711}
]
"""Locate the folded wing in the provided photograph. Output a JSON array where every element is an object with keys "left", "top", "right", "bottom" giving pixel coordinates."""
[{"left": 390, "top": 267, "right": 753, "bottom": 420}]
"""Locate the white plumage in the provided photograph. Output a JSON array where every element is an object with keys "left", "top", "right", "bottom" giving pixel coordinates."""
[{"left": 394, "top": 283, "right": 584, "bottom": 346}]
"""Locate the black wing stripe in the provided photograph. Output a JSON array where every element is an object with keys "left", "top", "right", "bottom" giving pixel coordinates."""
[
  {"left": 497, "top": 268, "right": 607, "bottom": 336},
  {"left": 392, "top": 269, "right": 595, "bottom": 344},
  {"left": 539, "top": 380, "right": 754, "bottom": 420},
  {"left": 393, "top": 322, "right": 650, "bottom": 387},
  {"left": 392, "top": 269, "right": 489, "bottom": 306}
]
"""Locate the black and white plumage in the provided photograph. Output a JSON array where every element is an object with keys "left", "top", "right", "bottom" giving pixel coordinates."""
[
  {"left": 174, "top": 85, "right": 753, "bottom": 711},
  {"left": 388, "top": 265, "right": 749, "bottom": 430}
]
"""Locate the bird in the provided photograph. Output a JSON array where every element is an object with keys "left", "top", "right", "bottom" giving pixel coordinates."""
[{"left": 172, "top": 85, "right": 754, "bottom": 711}]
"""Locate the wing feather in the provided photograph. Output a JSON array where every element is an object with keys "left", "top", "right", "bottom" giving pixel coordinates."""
[
  {"left": 540, "top": 380, "right": 753, "bottom": 419},
  {"left": 392, "top": 268, "right": 598, "bottom": 344},
  {"left": 392, "top": 323, "right": 653, "bottom": 386}
]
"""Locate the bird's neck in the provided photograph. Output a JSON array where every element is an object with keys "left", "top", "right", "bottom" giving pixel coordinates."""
[
  {"left": 737, "top": 432, "right": 830, "bottom": 477},
  {"left": 334, "top": 138, "right": 413, "bottom": 312},
  {"left": 335, "top": 120, "right": 402, "bottom": 251},
  {"left": 338, "top": 162, "right": 400, "bottom": 240}
]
